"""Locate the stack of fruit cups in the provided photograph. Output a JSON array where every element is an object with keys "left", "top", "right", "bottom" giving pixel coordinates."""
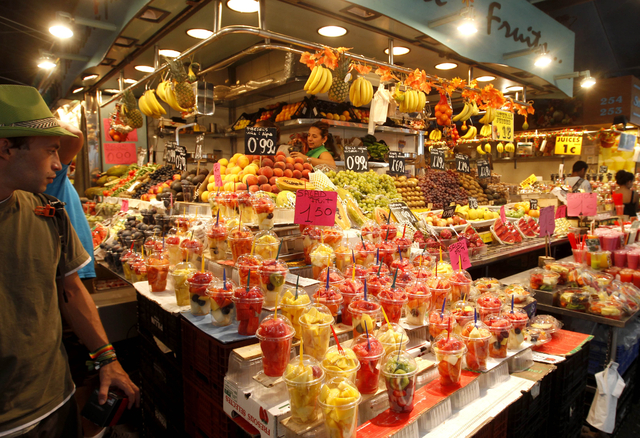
[
  {"left": 228, "top": 225, "right": 254, "bottom": 262},
  {"left": 377, "top": 322, "right": 409, "bottom": 358},
  {"left": 503, "top": 306, "right": 529, "bottom": 349},
  {"left": 428, "top": 275, "right": 452, "bottom": 311},
  {"left": 337, "top": 279, "right": 364, "bottom": 327},
  {"left": 375, "top": 240, "right": 396, "bottom": 267},
  {"left": 237, "top": 191, "right": 256, "bottom": 225},
  {"left": 207, "top": 276, "right": 237, "bottom": 327},
  {"left": 252, "top": 195, "right": 276, "bottom": 230},
  {"left": 349, "top": 297, "right": 381, "bottom": 339},
  {"left": 187, "top": 271, "right": 214, "bottom": 316},
  {"left": 170, "top": 261, "right": 197, "bottom": 306},
  {"left": 146, "top": 251, "right": 170, "bottom": 292},
  {"left": 361, "top": 222, "right": 382, "bottom": 244},
  {"left": 299, "top": 304, "right": 334, "bottom": 361},
  {"left": 451, "top": 300, "right": 476, "bottom": 337},
  {"left": 253, "top": 230, "right": 280, "bottom": 260},
  {"left": 378, "top": 284, "right": 408, "bottom": 324},
  {"left": 433, "top": 334, "right": 468, "bottom": 386},
  {"left": 352, "top": 334, "right": 384, "bottom": 394},
  {"left": 429, "top": 309, "right": 456, "bottom": 340},
  {"left": 279, "top": 287, "right": 311, "bottom": 340},
  {"left": 449, "top": 270, "right": 472, "bottom": 304},
  {"left": 485, "top": 314, "right": 512, "bottom": 358},
  {"left": 232, "top": 284, "right": 264, "bottom": 336},
  {"left": 382, "top": 350, "right": 418, "bottom": 413},
  {"left": 354, "top": 241, "right": 376, "bottom": 267},
  {"left": 335, "top": 244, "right": 351, "bottom": 273},
  {"left": 165, "top": 234, "right": 183, "bottom": 266},
  {"left": 476, "top": 293, "right": 503, "bottom": 321},
  {"left": 236, "top": 254, "right": 263, "bottom": 288},
  {"left": 321, "top": 345, "right": 361, "bottom": 383},
  {"left": 318, "top": 377, "right": 362, "bottom": 438},
  {"left": 302, "top": 226, "right": 322, "bottom": 265},
  {"left": 404, "top": 281, "right": 432, "bottom": 326},
  {"left": 310, "top": 243, "right": 335, "bottom": 279},
  {"left": 366, "top": 269, "right": 391, "bottom": 298},
  {"left": 461, "top": 319, "right": 491, "bottom": 372},
  {"left": 322, "top": 227, "right": 344, "bottom": 252},
  {"left": 256, "top": 314, "right": 295, "bottom": 377},
  {"left": 284, "top": 354, "right": 324, "bottom": 424},
  {"left": 205, "top": 218, "right": 228, "bottom": 260},
  {"left": 313, "top": 284, "right": 344, "bottom": 319},
  {"left": 180, "top": 237, "right": 204, "bottom": 264},
  {"left": 258, "top": 259, "right": 289, "bottom": 308}
]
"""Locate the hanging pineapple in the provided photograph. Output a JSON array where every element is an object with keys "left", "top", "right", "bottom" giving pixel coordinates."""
[
  {"left": 119, "top": 89, "right": 143, "bottom": 129},
  {"left": 327, "top": 52, "right": 350, "bottom": 103},
  {"left": 165, "top": 56, "right": 196, "bottom": 109}
]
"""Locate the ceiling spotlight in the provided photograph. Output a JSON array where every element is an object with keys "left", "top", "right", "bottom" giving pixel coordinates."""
[
  {"left": 135, "top": 65, "right": 155, "bottom": 73},
  {"left": 49, "top": 24, "right": 73, "bottom": 39},
  {"left": 317, "top": 26, "right": 347, "bottom": 37},
  {"left": 581, "top": 74, "right": 596, "bottom": 88},
  {"left": 505, "top": 85, "right": 523, "bottom": 92},
  {"left": 103, "top": 89, "right": 122, "bottom": 94},
  {"left": 457, "top": 17, "right": 477, "bottom": 35},
  {"left": 158, "top": 49, "right": 180, "bottom": 58},
  {"left": 435, "top": 62, "right": 457, "bottom": 70},
  {"left": 534, "top": 52, "right": 552, "bottom": 67},
  {"left": 227, "top": 0, "right": 259, "bottom": 13},
  {"left": 123, "top": 78, "right": 137, "bottom": 84},
  {"left": 187, "top": 28, "right": 213, "bottom": 39},
  {"left": 37, "top": 56, "right": 56, "bottom": 69},
  {"left": 384, "top": 47, "right": 410, "bottom": 56},
  {"left": 72, "top": 87, "right": 85, "bottom": 94},
  {"left": 554, "top": 70, "right": 597, "bottom": 89},
  {"left": 475, "top": 75, "right": 495, "bottom": 82},
  {"left": 83, "top": 74, "right": 99, "bottom": 81}
]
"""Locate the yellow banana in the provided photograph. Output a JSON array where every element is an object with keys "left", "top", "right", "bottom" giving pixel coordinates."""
[
  {"left": 471, "top": 100, "right": 479, "bottom": 116},
  {"left": 486, "top": 107, "right": 497, "bottom": 124},
  {"left": 304, "top": 65, "right": 320, "bottom": 91},
  {"left": 138, "top": 94, "right": 154, "bottom": 118},
  {"left": 452, "top": 102, "right": 470, "bottom": 122},
  {"left": 365, "top": 80, "right": 374, "bottom": 106},
  {"left": 460, "top": 125, "right": 477, "bottom": 139},
  {"left": 484, "top": 143, "right": 491, "bottom": 153},
  {"left": 165, "top": 84, "right": 189, "bottom": 112},
  {"left": 156, "top": 81, "right": 168, "bottom": 103},
  {"left": 417, "top": 91, "right": 426, "bottom": 113},
  {"left": 309, "top": 67, "right": 328, "bottom": 95},
  {"left": 349, "top": 79, "right": 358, "bottom": 106},
  {"left": 477, "top": 145, "right": 486, "bottom": 155},
  {"left": 320, "top": 69, "right": 333, "bottom": 94},
  {"left": 497, "top": 142, "right": 504, "bottom": 153},
  {"left": 478, "top": 109, "right": 489, "bottom": 125},
  {"left": 146, "top": 90, "right": 166, "bottom": 116}
]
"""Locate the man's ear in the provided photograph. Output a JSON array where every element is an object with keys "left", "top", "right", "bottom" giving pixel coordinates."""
[{"left": 0, "top": 138, "right": 12, "bottom": 160}]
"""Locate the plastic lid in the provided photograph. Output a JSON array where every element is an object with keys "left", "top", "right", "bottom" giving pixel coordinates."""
[
  {"left": 299, "top": 303, "right": 334, "bottom": 326},
  {"left": 232, "top": 285, "right": 264, "bottom": 302},
  {"left": 228, "top": 225, "right": 253, "bottom": 240},
  {"left": 433, "top": 333, "right": 467, "bottom": 355},
  {"left": 376, "top": 322, "right": 407, "bottom": 346},
  {"left": 283, "top": 354, "right": 324, "bottom": 385},
  {"left": 235, "top": 254, "right": 264, "bottom": 270},
  {"left": 348, "top": 296, "right": 381, "bottom": 314},
  {"left": 484, "top": 314, "right": 513, "bottom": 331},
  {"left": 254, "top": 229, "right": 279, "bottom": 245},
  {"left": 279, "top": 287, "right": 312, "bottom": 307},
  {"left": 449, "top": 270, "right": 472, "bottom": 284},
  {"left": 317, "top": 267, "right": 345, "bottom": 284},
  {"left": 258, "top": 259, "right": 288, "bottom": 274},
  {"left": 476, "top": 292, "right": 502, "bottom": 308},
  {"left": 321, "top": 346, "right": 360, "bottom": 373},
  {"left": 502, "top": 306, "right": 529, "bottom": 323},
  {"left": 381, "top": 350, "right": 418, "bottom": 377},
  {"left": 523, "top": 328, "right": 552, "bottom": 346},
  {"left": 351, "top": 334, "right": 385, "bottom": 360},
  {"left": 318, "top": 377, "right": 361, "bottom": 408},
  {"left": 256, "top": 314, "right": 295, "bottom": 340},
  {"left": 313, "top": 285, "right": 344, "bottom": 304},
  {"left": 461, "top": 320, "right": 491, "bottom": 339},
  {"left": 529, "top": 315, "right": 562, "bottom": 333},
  {"left": 337, "top": 279, "right": 364, "bottom": 296}
]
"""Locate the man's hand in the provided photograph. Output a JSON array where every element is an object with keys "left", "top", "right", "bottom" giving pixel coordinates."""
[
  {"left": 57, "top": 120, "right": 84, "bottom": 165},
  {"left": 98, "top": 360, "right": 140, "bottom": 408}
]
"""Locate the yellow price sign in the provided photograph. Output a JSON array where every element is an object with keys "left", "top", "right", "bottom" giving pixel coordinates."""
[
  {"left": 520, "top": 174, "right": 537, "bottom": 188},
  {"left": 493, "top": 110, "right": 514, "bottom": 142},
  {"left": 555, "top": 136, "right": 583, "bottom": 155}
]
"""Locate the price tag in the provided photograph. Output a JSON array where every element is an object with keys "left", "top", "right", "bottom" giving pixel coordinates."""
[
  {"left": 344, "top": 145, "right": 368, "bottom": 172},
  {"left": 539, "top": 206, "right": 556, "bottom": 237},
  {"left": 294, "top": 190, "right": 337, "bottom": 226},
  {"left": 567, "top": 193, "right": 598, "bottom": 216},
  {"left": 468, "top": 197, "right": 478, "bottom": 209},
  {"left": 245, "top": 126, "right": 278, "bottom": 155},
  {"left": 493, "top": 110, "right": 514, "bottom": 142},
  {"left": 121, "top": 199, "right": 129, "bottom": 212},
  {"left": 599, "top": 165, "right": 608, "bottom": 174},
  {"left": 164, "top": 141, "right": 176, "bottom": 165},
  {"left": 442, "top": 205, "right": 456, "bottom": 219},
  {"left": 586, "top": 238, "right": 601, "bottom": 252},
  {"left": 388, "top": 201, "right": 417, "bottom": 225},
  {"left": 213, "top": 162, "right": 223, "bottom": 187},
  {"left": 529, "top": 199, "right": 538, "bottom": 210},
  {"left": 477, "top": 160, "right": 491, "bottom": 178},
  {"left": 449, "top": 240, "right": 471, "bottom": 270},
  {"left": 555, "top": 205, "right": 567, "bottom": 219},
  {"left": 194, "top": 134, "right": 205, "bottom": 160},
  {"left": 430, "top": 148, "right": 446, "bottom": 171},
  {"left": 500, "top": 205, "right": 506, "bottom": 223},
  {"left": 555, "top": 136, "right": 583, "bottom": 155},
  {"left": 455, "top": 153, "right": 470, "bottom": 174},
  {"left": 388, "top": 151, "right": 405, "bottom": 176},
  {"left": 175, "top": 145, "right": 187, "bottom": 171},
  {"left": 520, "top": 174, "right": 537, "bottom": 188}
]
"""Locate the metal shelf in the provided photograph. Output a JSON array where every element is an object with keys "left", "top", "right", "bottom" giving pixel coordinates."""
[{"left": 280, "top": 118, "right": 421, "bottom": 135}]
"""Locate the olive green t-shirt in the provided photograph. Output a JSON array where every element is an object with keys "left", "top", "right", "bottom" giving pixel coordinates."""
[{"left": 0, "top": 191, "right": 90, "bottom": 433}]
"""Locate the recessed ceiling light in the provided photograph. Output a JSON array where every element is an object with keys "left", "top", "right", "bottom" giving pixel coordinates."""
[
  {"left": 103, "top": 89, "right": 121, "bottom": 94},
  {"left": 49, "top": 24, "right": 73, "bottom": 39},
  {"left": 435, "top": 62, "right": 457, "bottom": 70},
  {"left": 123, "top": 78, "right": 137, "bottom": 84},
  {"left": 72, "top": 87, "right": 85, "bottom": 94},
  {"left": 159, "top": 49, "right": 180, "bottom": 58},
  {"left": 227, "top": 0, "right": 259, "bottom": 13},
  {"left": 187, "top": 28, "right": 213, "bottom": 39},
  {"left": 384, "top": 47, "right": 410, "bottom": 56},
  {"left": 135, "top": 65, "right": 155, "bottom": 73},
  {"left": 317, "top": 26, "right": 347, "bottom": 37},
  {"left": 475, "top": 75, "right": 495, "bottom": 82},
  {"left": 505, "top": 85, "right": 523, "bottom": 92},
  {"left": 83, "top": 74, "right": 99, "bottom": 81},
  {"left": 37, "top": 58, "right": 56, "bottom": 69}
]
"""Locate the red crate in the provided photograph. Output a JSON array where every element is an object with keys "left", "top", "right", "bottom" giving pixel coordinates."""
[{"left": 184, "top": 379, "right": 237, "bottom": 438}]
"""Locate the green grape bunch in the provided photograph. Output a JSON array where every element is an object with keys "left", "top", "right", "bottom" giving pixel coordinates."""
[{"left": 327, "top": 170, "right": 401, "bottom": 217}]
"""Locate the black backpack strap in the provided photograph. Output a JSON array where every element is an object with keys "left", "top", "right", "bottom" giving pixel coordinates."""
[
  {"left": 571, "top": 178, "right": 584, "bottom": 193},
  {"left": 36, "top": 194, "right": 69, "bottom": 303}
]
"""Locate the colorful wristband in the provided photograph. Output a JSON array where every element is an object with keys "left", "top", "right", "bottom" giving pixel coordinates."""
[{"left": 90, "top": 344, "right": 114, "bottom": 360}]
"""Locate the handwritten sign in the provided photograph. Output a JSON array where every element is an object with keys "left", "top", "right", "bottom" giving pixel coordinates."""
[
  {"left": 555, "top": 205, "right": 567, "bottom": 219},
  {"left": 388, "top": 201, "right": 417, "bottom": 225},
  {"left": 477, "top": 159, "right": 491, "bottom": 178},
  {"left": 164, "top": 141, "right": 176, "bottom": 165},
  {"left": 245, "top": 126, "right": 277, "bottom": 155},
  {"left": 455, "top": 153, "right": 470, "bottom": 174},
  {"left": 468, "top": 197, "right": 478, "bottom": 209},
  {"left": 520, "top": 174, "right": 537, "bottom": 188},
  {"left": 388, "top": 151, "right": 405, "bottom": 176},
  {"left": 539, "top": 206, "right": 556, "bottom": 237},
  {"left": 104, "top": 143, "right": 136, "bottom": 165},
  {"left": 213, "top": 162, "right": 223, "bottom": 187},
  {"left": 442, "top": 204, "right": 456, "bottom": 219},
  {"left": 500, "top": 205, "right": 506, "bottom": 223},
  {"left": 449, "top": 240, "right": 471, "bottom": 270},
  {"left": 294, "top": 190, "right": 337, "bottom": 226},
  {"left": 175, "top": 145, "right": 187, "bottom": 171},
  {"left": 555, "top": 136, "right": 583, "bottom": 155},
  {"left": 344, "top": 145, "right": 368, "bottom": 172},
  {"left": 529, "top": 199, "right": 538, "bottom": 210},
  {"left": 430, "top": 148, "right": 446, "bottom": 171},
  {"left": 567, "top": 192, "right": 598, "bottom": 216},
  {"left": 121, "top": 199, "right": 129, "bottom": 212},
  {"left": 493, "top": 110, "right": 514, "bottom": 142}
]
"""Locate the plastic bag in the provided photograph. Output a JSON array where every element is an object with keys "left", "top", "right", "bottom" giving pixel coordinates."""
[
  {"left": 368, "top": 84, "right": 391, "bottom": 135},
  {"left": 587, "top": 362, "right": 625, "bottom": 433}
]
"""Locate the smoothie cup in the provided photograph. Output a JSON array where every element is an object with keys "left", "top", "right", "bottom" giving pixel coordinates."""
[
  {"left": 433, "top": 334, "right": 467, "bottom": 385},
  {"left": 404, "top": 286, "right": 432, "bottom": 326},
  {"left": 298, "top": 304, "right": 334, "bottom": 361},
  {"left": 485, "top": 315, "right": 512, "bottom": 358},
  {"left": 461, "top": 321, "right": 491, "bottom": 372},
  {"left": 165, "top": 235, "right": 182, "bottom": 266},
  {"left": 318, "top": 377, "right": 361, "bottom": 438},
  {"left": 206, "top": 222, "right": 228, "bottom": 260},
  {"left": 349, "top": 298, "right": 381, "bottom": 339},
  {"left": 429, "top": 309, "right": 456, "bottom": 340},
  {"left": 207, "top": 280, "right": 236, "bottom": 327},
  {"left": 382, "top": 350, "right": 418, "bottom": 413},
  {"left": 336, "top": 280, "right": 364, "bottom": 327},
  {"left": 321, "top": 345, "right": 361, "bottom": 383},
  {"left": 253, "top": 230, "right": 280, "bottom": 261},
  {"left": 284, "top": 355, "right": 324, "bottom": 424},
  {"left": 313, "top": 285, "right": 344, "bottom": 318},
  {"left": 627, "top": 250, "right": 640, "bottom": 269},
  {"left": 146, "top": 252, "right": 170, "bottom": 292},
  {"left": 352, "top": 334, "right": 384, "bottom": 394},
  {"left": 187, "top": 271, "right": 214, "bottom": 316},
  {"left": 310, "top": 243, "right": 335, "bottom": 279},
  {"left": 378, "top": 287, "right": 408, "bottom": 324},
  {"left": 376, "top": 322, "right": 409, "bottom": 357},
  {"left": 256, "top": 314, "right": 295, "bottom": 377},
  {"left": 503, "top": 307, "right": 529, "bottom": 350},
  {"left": 279, "top": 288, "right": 312, "bottom": 340},
  {"left": 237, "top": 192, "right": 256, "bottom": 225},
  {"left": 614, "top": 249, "right": 628, "bottom": 268},
  {"left": 236, "top": 254, "right": 263, "bottom": 289},
  {"left": 232, "top": 285, "right": 264, "bottom": 336},
  {"left": 170, "top": 261, "right": 197, "bottom": 306},
  {"left": 258, "top": 259, "right": 289, "bottom": 307},
  {"left": 228, "top": 226, "right": 254, "bottom": 263},
  {"left": 252, "top": 196, "right": 276, "bottom": 230},
  {"left": 476, "top": 293, "right": 502, "bottom": 321},
  {"left": 449, "top": 270, "right": 472, "bottom": 303}
]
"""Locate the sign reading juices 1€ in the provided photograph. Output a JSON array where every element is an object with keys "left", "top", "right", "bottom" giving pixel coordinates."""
[
  {"left": 555, "top": 136, "right": 583, "bottom": 155},
  {"left": 567, "top": 193, "right": 598, "bottom": 216},
  {"left": 294, "top": 190, "right": 337, "bottom": 227}
]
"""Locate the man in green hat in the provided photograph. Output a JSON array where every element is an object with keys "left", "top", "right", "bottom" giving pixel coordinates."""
[{"left": 0, "top": 85, "right": 139, "bottom": 438}]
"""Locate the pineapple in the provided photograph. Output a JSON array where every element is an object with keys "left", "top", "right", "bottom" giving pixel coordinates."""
[
  {"left": 120, "top": 89, "right": 143, "bottom": 129},
  {"left": 327, "top": 53, "right": 350, "bottom": 103},
  {"left": 165, "top": 56, "right": 195, "bottom": 109}
]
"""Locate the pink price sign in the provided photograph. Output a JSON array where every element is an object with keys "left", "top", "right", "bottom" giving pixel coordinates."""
[
  {"left": 294, "top": 190, "right": 337, "bottom": 227},
  {"left": 539, "top": 206, "right": 555, "bottom": 237},
  {"left": 500, "top": 205, "right": 506, "bottom": 223},
  {"left": 120, "top": 199, "right": 129, "bottom": 212},
  {"left": 556, "top": 205, "right": 567, "bottom": 219},
  {"left": 449, "top": 240, "right": 471, "bottom": 271},
  {"left": 213, "top": 163, "right": 223, "bottom": 187},
  {"left": 567, "top": 193, "right": 598, "bottom": 216},
  {"left": 104, "top": 143, "right": 136, "bottom": 165}
]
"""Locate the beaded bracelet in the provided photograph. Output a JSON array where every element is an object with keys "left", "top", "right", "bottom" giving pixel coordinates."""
[{"left": 86, "top": 356, "right": 117, "bottom": 371}]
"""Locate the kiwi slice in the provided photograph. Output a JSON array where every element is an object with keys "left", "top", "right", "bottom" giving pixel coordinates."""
[{"left": 269, "top": 273, "right": 285, "bottom": 287}]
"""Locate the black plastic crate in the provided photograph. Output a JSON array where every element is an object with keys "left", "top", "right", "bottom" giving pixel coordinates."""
[
  {"left": 473, "top": 409, "right": 508, "bottom": 438},
  {"left": 547, "top": 384, "right": 586, "bottom": 438},
  {"left": 552, "top": 342, "right": 590, "bottom": 400},
  {"left": 141, "top": 374, "right": 184, "bottom": 430},
  {"left": 507, "top": 376, "right": 552, "bottom": 437},
  {"left": 141, "top": 389, "right": 187, "bottom": 438},
  {"left": 184, "top": 379, "right": 236, "bottom": 438},
  {"left": 137, "top": 292, "right": 182, "bottom": 362},
  {"left": 139, "top": 336, "right": 182, "bottom": 405}
]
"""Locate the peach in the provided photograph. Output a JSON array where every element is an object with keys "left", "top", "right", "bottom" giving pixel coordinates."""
[
  {"left": 258, "top": 175, "right": 269, "bottom": 185},
  {"left": 293, "top": 170, "right": 302, "bottom": 179},
  {"left": 286, "top": 163, "right": 294, "bottom": 171},
  {"left": 303, "top": 163, "right": 313, "bottom": 171},
  {"left": 249, "top": 185, "right": 260, "bottom": 193},
  {"left": 271, "top": 185, "right": 280, "bottom": 194},
  {"left": 285, "top": 157, "right": 295, "bottom": 165},
  {"left": 284, "top": 169, "right": 293, "bottom": 178},
  {"left": 301, "top": 169, "right": 310, "bottom": 179},
  {"left": 275, "top": 155, "right": 286, "bottom": 162},
  {"left": 294, "top": 157, "right": 304, "bottom": 165},
  {"left": 276, "top": 151, "right": 286, "bottom": 157},
  {"left": 260, "top": 184, "right": 272, "bottom": 192},
  {"left": 274, "top": 161, "right": 286, "bottom": 170},
  {"left": 237, "top": 155, "right": 250, "bottom": 169},
  {"left": 262, "top": 167, "right": 274, "bottom": 178},
  {"left": 294, "top": 163, "right": 304, "bottom": 172},
  {"left": 269, "top": 177, "right": 277, "bottom": 185},
  {"left": 246, "top": 175, "right": 259, "bottom": 186},
  {"left": 236, "top": 183, "right": 247, "bottom": 191},
  {"left": 273, "top": 168, "right": 284, "bottom": 177},
  {"left": 262, "top": 158, "right": 274, "bottom": 168}
]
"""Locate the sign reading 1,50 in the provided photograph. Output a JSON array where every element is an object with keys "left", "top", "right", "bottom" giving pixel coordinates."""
[{"left": 600, "top": 95, "right": 623, "bottom": 117}]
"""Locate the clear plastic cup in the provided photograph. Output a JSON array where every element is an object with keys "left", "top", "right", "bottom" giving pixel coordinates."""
[
  {"left": 253, "top": 230, "right": 280, "bottom": 261},
  {"left": 348, "top": 298, "right": 381, "bottom": 339},
  {"left": 572, "top": 248, "right": 586, "bottom": 264},
  {"left": 365, "top": 272, "right": 391, "bottom": 298},
  {"left": 283, "top": 355, "right": 324, "bottom": 424},
  {"left": 376, "top": 323, "right": 409, "bottom": 357},
  {"left": 353, "top": 242, "right": 376, "bottom": 267},
  {"left": 206, "top": 222, "right": 228, "bottom": 260},
  {"left": 298, "top": 303, "right": 334, "bottom": 361},
  {"left": 428, "top": 276, "right": 452, "bottom": 311},
  {"left": 429, "top": 309, "right": 457, "bottom": 340},
  {"left": 170, "top": 262, "right": 196, "bottom": 306},
  {"left": 179, "top": 239, "right": 203, "bottom": 264},
  {"left": 318, "top": 377, "right": 361, "bottom": 438},
  {"left": 404, "top": 289, "right": 432, "bottom": 326},
  {"left": 312, "top": 285, "right": 344, "bottom": 318},
  {"left": 352, "top": 334, "right": 384, "bottom": 394},
  {"left": 165, "top": 236, "right": 182, "bottom": 266},
  {"left": 476, "top": 293, "right": 502, "bottom": 321},
  {"left": 146, "top": 252, "right": 170, "bottom": 292},
  {"left": 227, "top": 226, "right": 254, "bottom": 263},
  {"left": 627, "top": 251, "right": 640, "bottom": 269},
  {"left": 378, "top": 288, "right": 408, "bottom": 324},
  {"left": 335, "top": 246, "right": 352, "bottom": 273},
  {"left": 336, "top": 280, "right": 364, "bottom": 327},
  {"left": 433, "top": 334, "right": 467, "bottom": 385},
  {"left": 258, "top": 259, "right": 289, "bottom": 307},
  {"left": 237, "top": 192, "right": 256, "bottom": 225},
  {"left": 382, "top": 350, "right": 418, "bottom": 412},
  {"left": 529, "top": 268, "right": 560, "bottom": 291},
  {"left": 302, "top": 226, "right": 322, "bottom": 265},
  {"left": 252, "top": 196, "right": 276, "bottom": 230},
  {"left": 207, "top": 279, "right": 236, "bottom": 327},
  {"left": 449, "top": 270, "right": 472, "bottom": 303},
  {"left": 503, "top": 307, "right": 529, "bottom": 350},
  {"left": 187, "top": 271, "right": 214, "bottom": 316},
  {"left": 279, "top": 288, "right": 312, "bottom": 340},
  {"left": 120, "top": 249, "right": 136, "bottom": 282},
  {"left": 485, "top": 315, "right": 512, "bottom": 358},
  {"left": 460, "top": 321, "right": 491, "bottom": 372},
  {"left": 613, "top": 249, "right": 628, "bottom": 268},
  {"left": 236, "top": 254, "right": 263, "bottom": 289},
  {"left": 256, "top": 314, "right": 295, "bottom": 377},
  {"left": 451, "top": 301, "right": 475, "bottom": 337},
  {"left": 232, "top": 286, "right": 264, "bottom": 336},
  {"left": 320, "top": 345, "right": 361, "bottom": 383},
  {"left": 310, "top": 244, "right": 335, "bottom": 279}
]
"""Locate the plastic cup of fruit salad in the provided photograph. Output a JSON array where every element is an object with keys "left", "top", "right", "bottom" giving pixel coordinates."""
[
  {"left": 147, "top": 252, "right": 170, "bottom": 292},
  {"left": 365, "top": 271, "right": 391, "bottom": 298},
  {"left": 485, "top": 315, "right": 512, "bottom": 358},
  {"left": 258, "top": 259, "right": 288, "bottom": 307},
  {"left": 232, "top": 285, "right": 264, "bottom": 336},
  {"left": 476, "top": 293, "right": 502, "bottom": 322},
  {"left": 283, "top": 354, "right": 324, "bottom": 424},
  {"left": 377, "top": 287, "right": 408, "bottom": 324},
  {"left": 502, "top": 307, "right": 529, "bottom": 349},
  {"left": 449, "top": 270, "right": 472, "bottom": 303},
  {"left": 318, "top": 377, "right": 362, "bottom": 438},
  {"left": 404, "top": 285, "right": 432, "bottom": 326},
  {"left": 376, "top": 322, "right": 409, "bottom": 358},
  {"left": 206, "top": 279, "right": 237, "bottom": 327},
  {"left": 298, "top": 304, "right": 334, "bottom": 361},
  {"left": 352, "top": 334, "right": 384, "bottom": 394},
  {"left": 451, "top": 300, "right": 476, "bottom": 337},
  {"left": 433, "top": 334, "right": 467, "bottom": 385},
  {"left": 252, "top": 196, "right": 276, "bottom": 230},
  {"left": 348, "top": 298, "right": 381, "bottom": 339},
  {"left": 279, "top": 288, "right": 312, "bottom": 340},
  {"left": 428, "top": 276, "right": 452, "bottom": 311},
  {"left": 460, "top": 321, "right": 491, "bottom": 372},
  {"left": 187, "top": 271, "right": 214, "bottom": 316},
  {"left": 206, "top": 222, "right": 228, "bottom": 260},
  {"left": 170, "top": 262, "right": 196, "bottom": 306},
  {"left": 320, "top": 345, "right": 361, "bottom": 383},
  {"left": 254, "top": 230, "right": 280, "bottom": 261},
  {"left": 353, "top": 242, "right": 376, "bottom": 267},
  {"left": 312, "top": 285, "right": 344, "bottom": 318},
  {"left": 256, "top": 314, "right": 295, "bottom": 377},
  {"left": 236, "top": 254, "right": 263, "bottom": 289},
  {"left": 382, "top": 350, "right": 418, "bottom": 413},
  {"left": 429, "top": 309, "right": 457, "bottom": 340},
  {"left": 337, "top": 280, "right": 364, "bottom": 327},
  {"left": 228, "top": 227, "right": 254, "bottom": 262}
]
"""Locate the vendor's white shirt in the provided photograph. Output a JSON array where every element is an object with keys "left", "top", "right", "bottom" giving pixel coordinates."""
[{"left": 565, "top": 176, "right": 592, "bottom": 193}]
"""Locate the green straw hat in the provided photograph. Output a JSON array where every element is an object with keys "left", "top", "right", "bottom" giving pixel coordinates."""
[{"left": 0, "top": 85, "right": 76, "bottom": 138}]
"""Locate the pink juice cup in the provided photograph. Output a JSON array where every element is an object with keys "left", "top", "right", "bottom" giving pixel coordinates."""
[
  {"left": 614, "top": 249, "right": 628, "bottom": 268},
  {"left": 627, "top": 251, "right": 640, "bottom": 270}
]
